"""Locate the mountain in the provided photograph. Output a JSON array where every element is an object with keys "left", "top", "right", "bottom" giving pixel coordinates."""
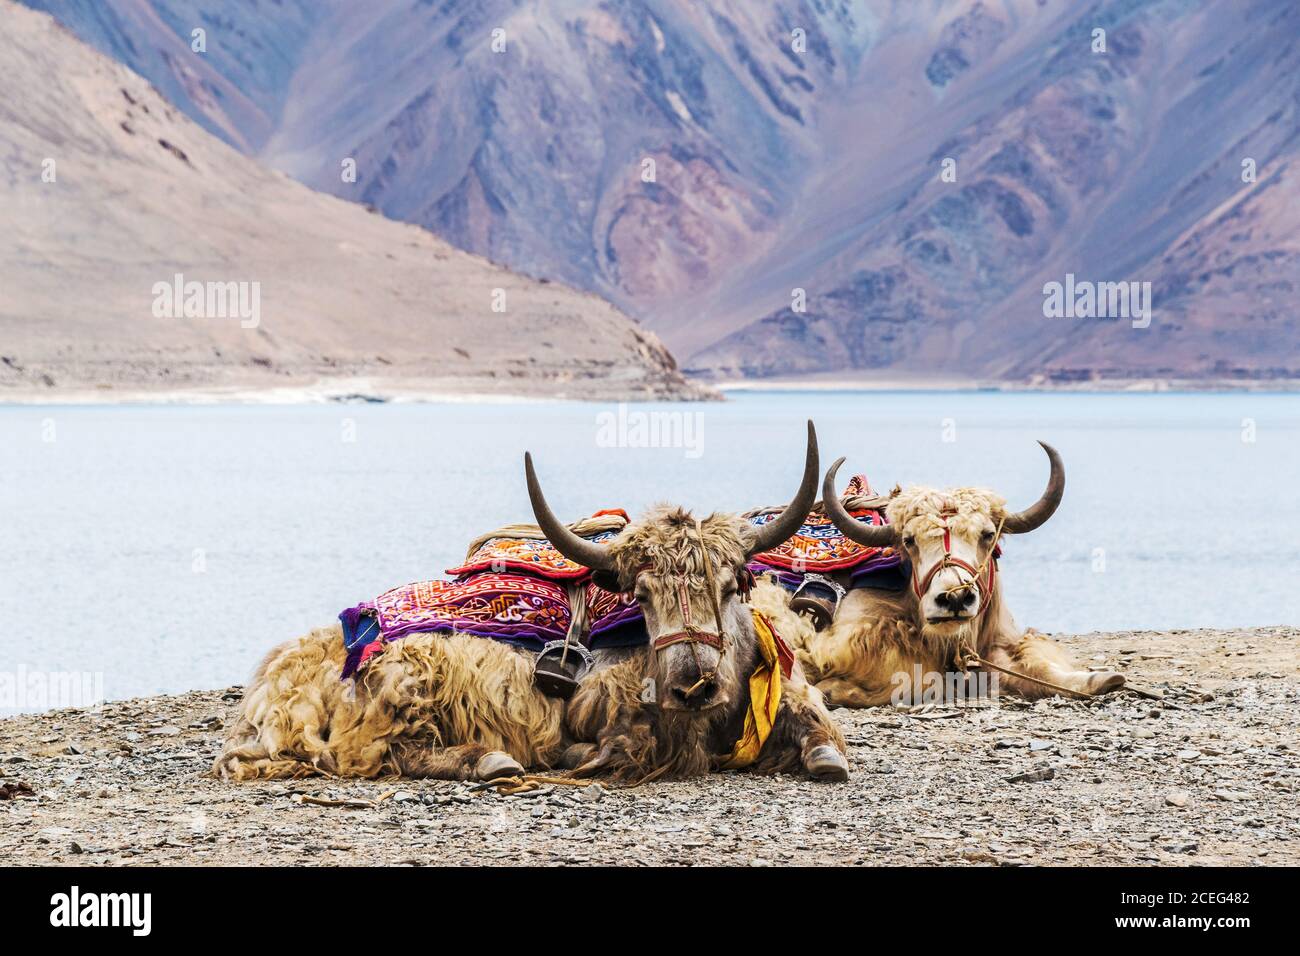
[
  {"left": 21, "top": 0, "right": 1300, "bottom": 387},
  {"left": 0, "top": 0, "right": 706, "bottom": 401}
]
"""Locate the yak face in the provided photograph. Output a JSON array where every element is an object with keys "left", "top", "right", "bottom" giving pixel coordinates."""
[
  {"left": 616, "top": 509, "right": 753, "bottom": 713},
  {"left": 823, "top": 441, "right": 1064, "bottom": 645},
  {"left": 888, "top": 489, "right": 1006, "bottom": 637},
  {"left": 523, "top": 421, "right": 821, "bottom": 713},
  {"left": 631, "top": 560, "right": 750, "bottom": 712}
]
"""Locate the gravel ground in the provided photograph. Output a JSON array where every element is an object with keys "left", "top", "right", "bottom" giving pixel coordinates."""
[{"left": 3, "top": 627, "right": 1297, "bottom": 867}]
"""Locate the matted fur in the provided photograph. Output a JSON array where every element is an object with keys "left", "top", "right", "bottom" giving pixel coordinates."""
[
  {"left": 215, "top": 627, "right": 565, "bottom": 780},
  {"left": 796, "top": 485, "right": 1126, "bottom": 707},
  {"left": 215, "top": 506, "right": 847, "bottom": 783}
]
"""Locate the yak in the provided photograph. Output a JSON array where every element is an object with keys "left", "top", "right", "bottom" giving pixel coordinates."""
[
  {"left": 790, "top": 442, "right": 1126, "bottom": 707},
  {"left": 214, "top": 423, "right": 848, "bottom": 783}
]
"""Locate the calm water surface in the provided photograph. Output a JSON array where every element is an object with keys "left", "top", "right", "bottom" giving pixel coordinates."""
[{"left": 1, "top": 391, "right": 1297, "bottom": 711}]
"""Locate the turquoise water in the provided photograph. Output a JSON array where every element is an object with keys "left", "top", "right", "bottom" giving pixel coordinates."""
[{"left": 1, "top": 391, "right": 1297, "bottom": 710}]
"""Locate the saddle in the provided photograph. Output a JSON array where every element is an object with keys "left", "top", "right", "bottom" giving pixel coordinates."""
[
  {"left": 337, "top": 475, "right": 899, "bottom": 693},
  {"left": 338, "top": 512, "right": 644, "bottom": 694},
  {"left": 746, "top": 473, "right": 904, "bottom": 630}
]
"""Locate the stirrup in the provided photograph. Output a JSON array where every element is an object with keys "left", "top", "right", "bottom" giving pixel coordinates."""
[
  {"left": 533, "top": 640, "right": 595, "bottom": 699},
  {"left": 789, "top": 573, "right": 847, "bottom": 631}
]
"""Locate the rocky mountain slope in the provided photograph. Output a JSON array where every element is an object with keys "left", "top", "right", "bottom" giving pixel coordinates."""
[
  {"left": 0, "top": 0, "right": 705, "bottom": 401},
  {"left": 22, "top": 0, "right": 1300, "bottom": 386}
]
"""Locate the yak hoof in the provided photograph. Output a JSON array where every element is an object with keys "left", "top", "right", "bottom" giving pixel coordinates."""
[
  {"left": 476, "top": 751, "right": 525, "bottom": 781},
  {"left": 805, "top": 744, "right": 850, "bottom": 782},
  {"left": 1089, "top": 671, "right": 1126, "bottom": 695},
  {"left": 559, "top": 743, "right": 596, "bottom": 770}
]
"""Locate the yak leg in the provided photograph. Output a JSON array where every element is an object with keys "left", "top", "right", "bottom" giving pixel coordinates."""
[
  {"left": 814, "top": 676, "right": 898, "bottom": 709},
  {"left": 213, "top": 745, "right": 323, "bottom": 781},
  {"left": 988, "top": 629, "right": 1125, "bottom": 699},
  {"left": 757, "top": 681, "right": 850, "bottom": 782},
  {"left": 391, "top": 743, "right": 524, "bottom": 781}
]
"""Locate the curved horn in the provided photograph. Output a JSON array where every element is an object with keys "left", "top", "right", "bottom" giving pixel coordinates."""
[
  {"left": 1002, "top": 441, "right": 1065, "bottom": 534},
  {"left": 821, "top": 456, "right": 896, "bottom": 548},
  {"left": 524, "top": 452, "right": 616, "bottom": 571},
  {"left": 747, "top": 420, "right": 821, "bottom": 556}
]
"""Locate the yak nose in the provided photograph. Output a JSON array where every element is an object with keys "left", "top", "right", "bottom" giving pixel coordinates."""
[
  {"left": 935, "top": 586, "right": 976, "bottom": 612},
  {"left": 670, "top": 678, "right": 720, "bottom": 709}
]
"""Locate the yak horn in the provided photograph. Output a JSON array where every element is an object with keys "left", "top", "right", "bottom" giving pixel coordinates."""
[
  {"left": 524, "top": 452, "right": 617, "bottom": 571},
  {"left": 1002, "top": 441, "right": 1065, "bottom": 534},
  {"left": 747, "top": 420, "right": 821, "bottom": 556},
  {"left": 821, "top": 457, "right": 896, "bottom": 548}
]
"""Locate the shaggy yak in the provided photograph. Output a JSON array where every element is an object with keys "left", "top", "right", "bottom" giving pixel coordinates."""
[
  {"left": 214, "top": 423, "right": 849, "bottom": 783},
  {"left": 788, "top": 442, "right": 1126, "bottom": 707}
]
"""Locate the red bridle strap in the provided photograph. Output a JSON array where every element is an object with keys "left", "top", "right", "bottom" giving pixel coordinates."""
[
  {"left": 910, "top": 509, "right": 999, "bottom": 617},
  {"left": 653, "top": 630, "right": 725, "bottom": 651}
]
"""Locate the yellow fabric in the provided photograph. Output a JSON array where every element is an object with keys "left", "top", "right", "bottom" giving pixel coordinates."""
[{"left": 719, "top": 611, "right": 783, "bottom": 769}]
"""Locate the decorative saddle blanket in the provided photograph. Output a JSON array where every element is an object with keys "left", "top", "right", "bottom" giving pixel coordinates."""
[
  {"left": 339, "top": 476, "right": 901, "bottom": 679},
  {"left": 446, "top": 513, "right": 627, "bottom": 580},
  {"left": 747, "top": 473, "right": 905, "bottom": 591},
  {"left": 339, "top": 515, "right": 642, "bottom": 679}
]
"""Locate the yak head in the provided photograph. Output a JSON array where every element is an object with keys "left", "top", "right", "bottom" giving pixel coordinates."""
[
  {"left": 822, "top": 442, "right": 1065, "bottom": 641},
  {"left": 524, "top": 422, "right": 820, "bottom": 712}
]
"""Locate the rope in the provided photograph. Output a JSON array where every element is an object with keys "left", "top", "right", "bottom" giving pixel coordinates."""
[
  {"left": 940, "top": 514, "right": 1099, "bottom": 699},
  {"left": 472, "top": 773, "right": 598, "bottom": 796},
  {"left": 934, "top": 514, "right": 1006, "bottom": 604},
  {"left": 958, "top": 647, "right": 1099, "bottom": 698}
]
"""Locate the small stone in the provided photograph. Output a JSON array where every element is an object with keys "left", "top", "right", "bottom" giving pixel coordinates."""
[
  {"left": 1165, "top": 790, "right": 1190, "bottom": 808},
  {"left": 1028, "top": 739, "right": 1053, "bottom": 752},
  {"left": 1006, "top": 766, "right": 1055, "bottom": 784}
]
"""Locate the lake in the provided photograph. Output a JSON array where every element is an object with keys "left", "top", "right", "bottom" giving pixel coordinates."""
[{"left": 1, "top": 390, "right": 1297, "bottom": 712}]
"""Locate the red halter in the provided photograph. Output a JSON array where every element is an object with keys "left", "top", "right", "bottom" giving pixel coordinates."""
[{"left": 910, "top": 509, "right": 1000, "bottom": 617}]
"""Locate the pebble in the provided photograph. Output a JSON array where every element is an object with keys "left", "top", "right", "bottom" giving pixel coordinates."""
[{"left": 1006, "top": 766, "right": 1055, "bottom": 784}]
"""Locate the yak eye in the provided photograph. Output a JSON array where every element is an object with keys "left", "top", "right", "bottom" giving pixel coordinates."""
[
  {"left": 903, "top": 535, "right": 916, "bottom": 548},
  {"left": 981, "top": 530, "right": 995, "bottom": 542}
]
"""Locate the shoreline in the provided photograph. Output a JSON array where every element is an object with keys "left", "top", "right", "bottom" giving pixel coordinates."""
[
  {"left": 3, "top": 374, "right": 1298, "bottom": 406},
  {"left": 2, "top": 625, "right": 1296, "bottom": 866},
  {"left": 713, "top": 376, "right": 1300, "bottom": 395},
  {"left": 4, "top": 378, "right": 1300, "bottom": 406},
  {"left": 0, "top": 374, "right": 719, "bottom": 406}
]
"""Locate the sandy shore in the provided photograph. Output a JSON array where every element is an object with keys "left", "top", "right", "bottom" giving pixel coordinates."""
[
  {"left": 0, "top": 372, "right": 721, "bottom": 406},
  {"left": 2, "top": 626, "right": 1296, "bottom": 867}
]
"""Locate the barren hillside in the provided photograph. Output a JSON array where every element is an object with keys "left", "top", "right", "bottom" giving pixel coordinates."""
[{"left": 0, "top": 1, "right": 709, "bottom": 402}]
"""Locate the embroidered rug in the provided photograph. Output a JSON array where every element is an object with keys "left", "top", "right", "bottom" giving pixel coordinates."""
[
  {"left": 339, "top": 515, "right": 643, "bottom": 679},
  {"left": 748, "top": 473, "right": 903, "bottom": 587},
  {"left": 448, "top": 522, "right": 626, "bottom": 580}
]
